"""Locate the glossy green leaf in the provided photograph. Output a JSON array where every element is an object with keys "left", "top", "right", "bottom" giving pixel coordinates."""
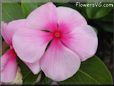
[
  {"left": 86, "top": 1, "right": 113, "bottom": 19},
  {"left": 21, "top": 0, "right": 51, "bottom": 3},
  {"left": 41, "top": 77, "right": 52, "bottom": 85},
  {"left": 60, "top": 56, "right": 113, "bottom": 85},
  {"left": 2, "top": 3, "right": 24, "bottom": 22},
  {"left": 52, "top": 0, "right": 70, "bottom": 3},
  {"left": 17, "top": 59, "right": 39, "bottom": 85},
  {"left": 21, "top": 0, "right": 69, "bottom": 3},
  {"left": 21, "top": 3, "right": 38, "bottom": 17},
  {"left": 86, "top": 7, "right": 112, "bottom": 19}
]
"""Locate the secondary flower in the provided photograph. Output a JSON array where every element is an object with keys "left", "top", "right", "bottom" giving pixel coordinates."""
[
  {"left": 0, "top": 20, "right": 40, "bottom": 83},
  {"left": 12, "top": 2, "right": 98, "bottom": 81},
  {"left": 0, "top": 22, "right": 17, "bottom": 83}
]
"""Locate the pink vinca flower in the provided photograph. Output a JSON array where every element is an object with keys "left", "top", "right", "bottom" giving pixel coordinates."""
[
  {"left": 12, "top": 2, "right": 98, "bottom": 81},
  {"left": 0, "top": 22, "right": 18, "bottom": 83},
  {"left": 1, "top": 2, "right": 98, "bottom": 81},
  {"left": 0, "top": 20, "right": 40, "bottom": 83}
]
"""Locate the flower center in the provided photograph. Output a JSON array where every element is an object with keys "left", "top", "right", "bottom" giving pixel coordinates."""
[{"left": 53, "top": 31, "right": 61, "bottom": 38}]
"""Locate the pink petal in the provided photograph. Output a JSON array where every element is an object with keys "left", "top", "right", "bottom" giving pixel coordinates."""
[
  {"left": 0, "top": 49, "right": 16, "bottom": 71},
  {"left": 1, "top": 22, "right": 10, "bottom": 45},
  {"left": 40, "top": 40, "right": 80, "bottom": 81},
  {"left": 1, "top": 19, "right": 27, "bottom": 45},
  {"left": 27, "top": 2, "right": 57, "bottom": 31},
  {"left": 62, "top": 25, "right": 98, "bottom": 61},
  {"left": 13, "top": 28, "right": 52, "bottom": 63},
  {"left": 1, "top": 49, "right": 17, "bottom": 82},
  {"left": 25, "top": 60, "right": 41, "bottom": 74},
  {"left": 57, "top": 7, "right": 87, "bottom": 33}
]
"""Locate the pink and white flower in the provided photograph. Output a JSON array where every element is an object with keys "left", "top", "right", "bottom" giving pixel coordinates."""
[
  {"left": 0, "top": 20, "right": 40, "bottom": 83},
  {"left": 1, "top": 2, "right": 98, "bottom": 82},
  {"left": 1, "top": 22, "right": 18, "bottom": 83}
]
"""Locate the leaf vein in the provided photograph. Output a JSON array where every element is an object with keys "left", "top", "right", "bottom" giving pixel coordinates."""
[{"left": 79, "top": 69, "right": 100, "bottom": 83}]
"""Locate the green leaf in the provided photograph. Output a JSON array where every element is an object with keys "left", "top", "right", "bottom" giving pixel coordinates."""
[
  {"left": 21, "top": 0, "right": 51, "bottom": 3},
  {"left": 86, "top": 1, "right": 113, "bottom": 19},
  {"left": 60, "top": 56, "right": 113, "bottom": 85},
  {"left": 21, "top": 0, "right": 69, "bottom": 3},
  {"left": 2, "top": 3, "right": 24, "bottom": 22},
  {"left": 86, "top": 7, "right": 112, "bottom": 19},
  {"left": 52, "top": 0, "right": 70, "bottom": 3},
  {"left": 18, "top": 59, "right": 39, "bottom": 85},
  {"left": 21, "top": 3, "right": 38, "bottom": 17},
  {"left": 41, "top": 77, "right": 52, "bottom": 85}
]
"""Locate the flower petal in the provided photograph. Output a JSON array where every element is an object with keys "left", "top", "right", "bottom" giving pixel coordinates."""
[
  {"left": 1, "top": 19, "right": 27, "bottom": 45},
  {"left": 0, "top": 49, "right": 16, "bottom": 71},
  {"left": 27, "top": 2, "right": 57, "bottom": 31},
  {"left": 1, "top": 49, "right": 17, "bottom": 82},
  {"left": 62, "top": 25, "right": 98, "bottom": 61},
  {"left": 13, "top": 28, "right": 52, "bottom": 63},
  {"left": 25, "top": 60, "right": 41, "bottom": 74},
  {"left": 40, "top": 40, "right": 80, "bottom": 81},
  {"left": 1, "top": 22, "right": 10, "bottom": 45},
  {"left": 57, "top": 7, "right": 87, "bottom": 33}
]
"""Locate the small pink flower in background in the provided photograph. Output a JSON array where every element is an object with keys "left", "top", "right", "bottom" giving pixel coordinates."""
[
  {"left": 0, "top": 20, "right": 40, "bottom": 83},
  {"left": 12, "top": 2, "right": 98, "bottom": 81},
  {"left": 1, "top": 22, "right": 18, "bottom": 83}
]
